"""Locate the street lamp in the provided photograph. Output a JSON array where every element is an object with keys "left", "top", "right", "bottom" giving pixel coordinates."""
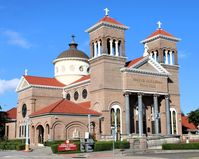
[
  {"left": 111, "top": 126, "right": 115, "bottom": 157},
  {"left": 25, "top": 117, "right": 30, "bottom": 151}
]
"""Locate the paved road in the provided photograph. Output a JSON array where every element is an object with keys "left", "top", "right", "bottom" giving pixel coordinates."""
[{"left": 0, "top": 147, "right": 199, "bottom": 159}]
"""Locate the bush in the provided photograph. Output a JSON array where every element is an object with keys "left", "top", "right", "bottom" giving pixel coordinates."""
[
  {"left": 44, "top": 140, "right": 65, "bottom": 147},
  {"left": 94, "top": 141, "right": 113, "bottom": 151},
  {"left": 94, "top": 140, "right": 130, "bottom": 151},
  {"left": 115, "top": 140, "right": 130, "bottom": 149},
  {"left": 51, "top": 144, "right": 59, "bottom": 154},
  {"left": 0, "top": 144, "right": 5, "bottom": 150},
  {"left": 162, "top": 143, "right": 199, "bottom": 150},
  {"left": 16, "top": 144, "right": 25, "bottom": 151},
  {"left": 0, "top": 139, "right": 25, "bottom": 150}
]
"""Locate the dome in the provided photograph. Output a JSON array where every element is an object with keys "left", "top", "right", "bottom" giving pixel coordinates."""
[{"left": 56, "top": 38, "right": 89, "bottom": 59}]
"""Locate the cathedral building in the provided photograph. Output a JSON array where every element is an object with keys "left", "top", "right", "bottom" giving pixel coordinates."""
[{"left": 5, "top": 10, "right": 182, "bottom": 146}]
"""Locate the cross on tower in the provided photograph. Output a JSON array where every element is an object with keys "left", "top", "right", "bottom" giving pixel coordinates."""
[
  {"left": 71, "top": 34, "right": 75, "bottom": 43},
  {"left": 157, "top": 21, "right": 162, "bottom": 29},
  {"left": 104, "top": 8, "right": 109, "bottom": 16}
]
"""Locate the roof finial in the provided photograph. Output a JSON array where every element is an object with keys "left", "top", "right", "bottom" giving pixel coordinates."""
[
  {"left": 71, "top": 34, "right": 75, "bottom": 43},
  {"left": 104, "top": 8, "right": 109, "bottom": 16},
  {"left": 24, "top": 69, "right": 28, "bottom": 76},
  {"left": 157, "top": 21, "right": 162, "bottom": 29}
]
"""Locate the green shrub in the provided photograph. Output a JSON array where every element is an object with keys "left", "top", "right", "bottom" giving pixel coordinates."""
[
  {"left": 94, "top": 140, "right": 130, "bottom": 151},
  {"left": 0, "top": 139, "right": 25, "bottom": 150},
  {"left": 94, "top": 141, "right": 113, "bottom": 151},
  {"left": 0, "top": 144, "right": 5, "bottom": 150},
  {"left": 51, "top": 144, "right": 59, "bottom": 154},
  {"left": 44, "top": 140, "right": 65, "bottom": 147},
  {"left": 16, "top": 144, "right": 25, "bottom": 151},
  {"left": 162, "top": 143, "right": 199, "bottom": 150},
  {"left": 116, "top": 140, "right": 130, "bottom": 149}
]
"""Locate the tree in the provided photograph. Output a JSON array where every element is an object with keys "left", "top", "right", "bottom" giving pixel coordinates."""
[{"left": 188, "top": 108, "right": 199, "bottom": 127}]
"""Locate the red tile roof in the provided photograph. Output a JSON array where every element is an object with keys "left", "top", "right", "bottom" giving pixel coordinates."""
[
  {"left": 24, "top": 75, "right": 65, "bottom": 87},
  {"left": 146, "top": 29, "right": 175, "bottom": 40},
  {"left": 70, "top": 75, "right": 90, "bottom": 85},
  {"left": 126, "top": 56, "right": 144, "bottom": 68},
  {"left": 30, "top": 99, "right": 100, "bottom": 117},
  {"left": 99, "top": 16, "right": 124, "bottom": 26},
  {"left": 181, "top": 115, "right": 197, "bottom": 130},
  {"left": 6, "top": 108, "right": 17, "bottom": 119},
  {"left": 78, "top": 101, "right": 91, "bottom": 109}
]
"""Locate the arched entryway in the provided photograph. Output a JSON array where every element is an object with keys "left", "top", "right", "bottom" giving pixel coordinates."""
[
  {"left": 36, "top": 125, "right": 44, "bottom": 144},
  {"left": 110, "top": 104, "right": 122, "bottom": 141}
]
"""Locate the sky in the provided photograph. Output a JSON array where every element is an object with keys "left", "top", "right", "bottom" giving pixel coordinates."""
[{"left": 0, "top": 0, "right": 198, "bottom": 114}]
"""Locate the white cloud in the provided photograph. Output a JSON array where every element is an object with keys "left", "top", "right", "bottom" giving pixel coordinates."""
[
  {"left": 2, "top": 30, "right": 32, "bottom": 49},
  {"left": 0, "top": 78, "right": 20, "bottom": 95}
]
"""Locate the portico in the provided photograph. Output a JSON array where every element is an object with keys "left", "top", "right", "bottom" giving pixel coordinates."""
[{"left": 124, "top": 90, "right": 171, "bottom": 136}]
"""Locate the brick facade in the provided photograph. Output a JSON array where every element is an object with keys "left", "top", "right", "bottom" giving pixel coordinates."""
[{"left": 6, "top": 14, "right": 182, "bottom": 146}]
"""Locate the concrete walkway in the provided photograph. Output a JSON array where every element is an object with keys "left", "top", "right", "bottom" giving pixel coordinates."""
[{"left": 0, "top": 147, "right": 199, "bottom": 159}]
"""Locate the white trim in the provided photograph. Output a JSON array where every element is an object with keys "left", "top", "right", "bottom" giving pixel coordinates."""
[
  {"left": 170, "top": 108, "right": 178, "bottom": 135},
  {"left": 64, "top": 79, "right": 90, "bottom": 89},
  {"left": 89, "top": 53, "right": 127, "bottom": 62},
  {"left": 110, "top": 104, "right": 122, "bottom": 137},
  {"left": 124, "top": 89, "right": 168, "bottom": 96},
  {"left": 53, "top": 57, "right": 89, "bottom": 64},
  {"left": 141, "top": 34, "right": 181, "bottom": 44},
  {"left": 85, "top": 21, "right": 128, "bottom": 33},
  {"left": 16, "top": 76, "right": 31, "bottom": 92},
  {"left": 121, "top": 56, "right": 170, "bottom": 76}
]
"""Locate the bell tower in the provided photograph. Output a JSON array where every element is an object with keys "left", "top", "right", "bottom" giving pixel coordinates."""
[
  {"left": 85, "top": 9, "right": 128, "bottom": 135},
  {"left": 141, "top": 21, "right": 180, "bottom": 65},
  {"left": 86, "top": 8, "right": 128, "bottom": 59},
  {"left": 141, "top": 22, "right": 182, "bottom": 135}
]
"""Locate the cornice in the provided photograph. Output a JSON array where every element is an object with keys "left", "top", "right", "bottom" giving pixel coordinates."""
[
  {"left": 85, "top": 21, "right": 128, "bottom": 33},
  {"left": 121, "top": 67, "right": 169, "bottom": 77},
  {"left": 141, "top": 34, "right": 181, "bottom": 44}
]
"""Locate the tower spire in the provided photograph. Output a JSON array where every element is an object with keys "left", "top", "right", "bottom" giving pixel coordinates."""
[
  {"left": 104, "top": 8, "right": 109, "bottom": 16},
  {"left": 157, "top": 21, "right": 162, "bottom": 29},
  {"left": 69, "top": 34, "right": 78, "bottom": 49}
]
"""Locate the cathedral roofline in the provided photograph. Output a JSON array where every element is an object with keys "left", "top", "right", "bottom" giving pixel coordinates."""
[
  {"left": 85, "top": 16, "right": 128, "bottom": 33},
  {"left": 141, "top": 29, "right": 181, "bottom": 44}
]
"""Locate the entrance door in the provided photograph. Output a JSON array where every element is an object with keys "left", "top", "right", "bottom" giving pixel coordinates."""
[{"left": 37, "top": 125, "right": 44, "bottom": 144}]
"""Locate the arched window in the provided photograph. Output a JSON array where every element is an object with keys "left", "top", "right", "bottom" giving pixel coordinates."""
[
  {"left": 170, "top": 108, "right": 178, "bottom": 134},
  {"left": 82, "top": 89, "right": 87, "bottom": 99},
  {"left": 74, "top": 91, "right": 79, "bottom": 101},
  {"left": 118, "top": 40, "right": 122, "bottom": 56},
  {"left": 22, "top": 104, "right": 27, "bottom": 118},
  {"left": 66, "top": 93, "right": 70, "bottom": 100},
  {"left": 110, "top": 108, "right": 115, "bottom": 126},
  {"left": 110, "top": 105, "right": 121, "bottom": 138}
]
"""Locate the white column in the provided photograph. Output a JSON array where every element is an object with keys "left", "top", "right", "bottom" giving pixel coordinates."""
[
  {"left": 110, "top": 40, "right": 113, "bottom": 56},
  {"left": 94, "top": 42, "right": 97, "bottom": 57},
  {"left": 154, "top": 95, "right": 159, "bottom": 134},
  {"left": 88, "top": 114, "right": 91, "bottom": 133},
  {"left": 169, "top": 51, "right": 173, "bottom": 65},
  {"left": 154, "top": 51, "right": 157, "bottom": 61},
  {"left": 115, "top": 41, "right": 119, "bottom": 56},
  {"left": 165, "top": 50, "right": 168, "bottom": 64},
  {"left": 97, "top": 41, "right": 101, "bottom": 56},
  {"left": 114, "top": 108, "right": 117, "bottom": 141},
  {"left": 125, "top": 93, "right": 130, "bottom": 135},
  {"left": 150, "top": 53, "right": 153, "bottom": 57},
  {"left": 165, "top": 95, "right": 171, "bottom": 135},
  {"left": 25, "top": 117, "right": 30, "bottom": 151},
  {"left": 138, "top": 93, "right": 143, "bottom": 136}
]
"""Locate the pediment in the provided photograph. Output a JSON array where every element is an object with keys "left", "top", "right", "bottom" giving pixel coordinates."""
[
  {"left": 124, "top": 56, "right": 170, "bottom": 76},
  {"left": 16, "top": 76, "right": 31, "bottom": 92}
]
